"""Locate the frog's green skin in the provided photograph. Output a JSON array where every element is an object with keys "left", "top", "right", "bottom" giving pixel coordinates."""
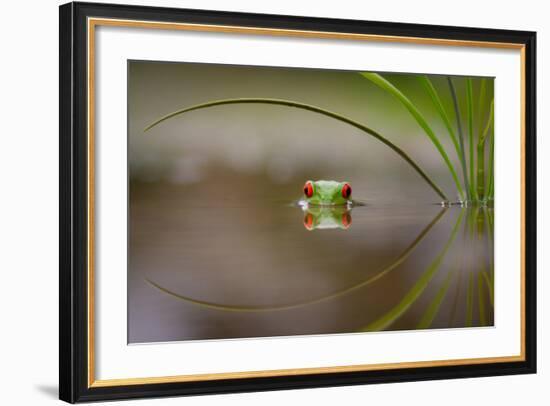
[
  {"left": 303, "top": 205, "right": 352, "bottom": 230},
  {"left": 303, "top": 180, "right": 352, "bottom": 206}
]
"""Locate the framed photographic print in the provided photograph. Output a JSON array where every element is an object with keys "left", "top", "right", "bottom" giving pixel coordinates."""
[{"left": 59, "top": 1, "right": 536, "bottom": 403}]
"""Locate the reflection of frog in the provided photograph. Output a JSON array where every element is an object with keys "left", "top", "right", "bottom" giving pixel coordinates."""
[
  {"left": 303, "top": 205, "right": 352, "bottom": 230},
  {"left": 300, "top": 180, "right": 353, "bottom": 230}
]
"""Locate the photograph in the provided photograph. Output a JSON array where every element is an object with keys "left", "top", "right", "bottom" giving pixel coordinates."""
[
  {"left": 127, "top": 61, "right": 495, "bottom": 343},
  {"left": 0, "top": 0, "right": 543, "bottom": 402},
  {"left": 55, "top": 2, "right": 536, "bottom": 401}
]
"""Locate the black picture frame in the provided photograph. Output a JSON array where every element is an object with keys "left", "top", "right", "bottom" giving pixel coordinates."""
[{"left": 59, "top": 1, "right": 536, "bottom": 403}]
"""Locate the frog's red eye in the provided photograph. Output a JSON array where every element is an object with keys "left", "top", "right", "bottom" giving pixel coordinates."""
[
  {"left": 342, "top": 183, "right": 352, "bottom": 199},
  {"left": 304, "top": 213, "right": 314, "bottom": 230},
  {"left": 304, "top": 181, "right": 314, "bottom": 198}
]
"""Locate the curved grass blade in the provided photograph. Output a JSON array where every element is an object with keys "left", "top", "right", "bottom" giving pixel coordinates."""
[
  {"left": 478, "top": 79, "right": 488, "bottom": 130},
  {"left": 418, "top": 76, "right": 463, "bottom": 171},
  {"left": 416, "top": 270, "right": 455, "bottom": 329},
  {"left": 360, "top": 209, "right": 465, "bottom": 332},
  {"left": 479, "top": 100, "right": 494, "bottom": 146},
  {"left": 487, "top": 132, "right": 495, "bottom": 199},
  {"left": 145, "top": 208, "right": 447, "bottom": 312},
  {"left": 477, "top": 79, "right": 488, "bottom": 144},
  {"left": 145, "top": 97, "right": 448, "bottom": 201},
  {"left": 361, "top": 72, "right": 464, "bottom": 201},
  {"left": 477, "top": 100, "right": 494, "bottom": 199},
  {"left": 466, "top": 78, "right": 478, "bottom": 201},
  {"left": 447, "top": 77, "right": 470, "bottom": 201},
  {"left": 476, "top": 79, "right": 487, "bottom": 198},
  {"left": 484, "top": 101, "right": 495, "bottom": 200},
  {"left": 476, "top": 144, "right": 485, "bottom": 200}
]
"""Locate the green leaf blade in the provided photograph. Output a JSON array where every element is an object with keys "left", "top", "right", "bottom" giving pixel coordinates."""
[
  {"left": 447, "top": 77, "right": 470, "bottom": 201},
  {"left": 145, "top": 97, "right": 448, "bottom": 201},
  {"left": 466, "top": 78, "right": 478, "bottom": 201},
  {"left": 362, "top": 72, "right": 464, "bottom": 201}
]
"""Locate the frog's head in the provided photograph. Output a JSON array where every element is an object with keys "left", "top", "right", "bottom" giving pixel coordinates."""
[{"left": 303, "top": 180, "right": 352, "bottom": 206}]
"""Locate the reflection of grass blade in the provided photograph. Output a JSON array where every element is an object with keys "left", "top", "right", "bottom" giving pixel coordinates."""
[
  {"left": 449, "top": 269, "right": 462, "bottom": 327},
  {"left": 448, "top": 77, "right": 470, "bottom": 201},
  {"left": 485, "top": 216, "right": 495, "bottom": 294},
  {"left": 484, "top": 209, "right": 494, "bottom": 245},
  {"left": 466, "top": 271, "right": 474, "bottom": 327},
  {"left": 482, "top": 271, "right": 494, "bottom": 308},
  {"left": 145, "top": 97, "right": 448, "bottom": 201},
  {"left": 482, "top": 208, "right": 494, "bottom": 307},
  {"left": 361, "top": 73, "right": 463, "bottom": 201},
  {"left": 466, "top": 78, "right": 478, "bottom": 201},
  {"left": 145, "top": 208, "right": 447, "bottom": 312},
  {"left": 145, "top": 278, "right": 269, "bottom": 312},
  {"left": 416, "top": 270, "right": 455, "bottom": 329},
  {"left": 418, "top": 76, "right": 463, "bottom": 177},
  {"left": 476, "top": 207, "right": 493, "bottom": 318},
  {"left": 448, "top": 215, "right": 468, "bottom": 326},
  {"left": 477, "top": 272, "right": 487, "bottom": 325},
  {"left": 483, "top": 209, "right": 495, "bottom": 294},
  {"left": 360, "top": 209, "right": 465, "bottom": 332},
  {"left": 465, "top": 208, "right": 477, "bottom": 327}
]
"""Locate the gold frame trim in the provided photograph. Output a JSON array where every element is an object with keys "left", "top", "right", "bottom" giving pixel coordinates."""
[{"left": 87, "top": 17, "right": 527, "bottom": 388}]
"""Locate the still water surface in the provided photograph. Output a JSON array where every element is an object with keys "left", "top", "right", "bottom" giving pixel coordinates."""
[{"left": 128, "top": 173, "right": 493, "bottom": 344}]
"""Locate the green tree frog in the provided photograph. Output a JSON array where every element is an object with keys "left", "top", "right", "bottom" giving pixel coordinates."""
[{"left": 300, "top": 180, "right": 353, "bottom": 230}]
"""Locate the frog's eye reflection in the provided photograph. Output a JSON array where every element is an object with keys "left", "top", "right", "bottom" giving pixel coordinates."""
[
  {"left": 303, "top": 213, "right": 314, "bottom": 230},
  {"left": 342, "top": 183, "right": 352, "bottom": 199},
  {"left": 341, "top": 213, "right": 352, "bottom": 228},
  {"left": 304, "top": 181, "right": 314, "bottom": 198}
]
